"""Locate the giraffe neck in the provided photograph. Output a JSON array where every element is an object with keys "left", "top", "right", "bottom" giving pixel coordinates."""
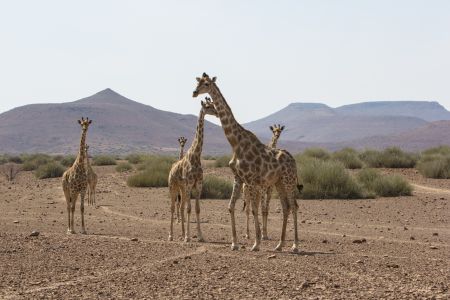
[
  {"left": 178, "top": 145, "right": 185, "bottom": 160},
  {"left": 186, "top": 108, "right": 206, "bottom": 159},
  {"left": 85, "top": 151, "right": 92, "bottom": 169},
  {"left": 269, "top": 135, "right": 279, "bottom": 148},
  {"left": 75, "top": 130, "right": 87, "bottom": 166},
  {"left": 209, "top": 83, "right": 259, "bottom": 153}
]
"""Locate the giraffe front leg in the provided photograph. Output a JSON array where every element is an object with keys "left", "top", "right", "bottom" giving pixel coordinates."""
[
  {"left": 247, "top": 186, "right": 261, "bottom": 251},
  {"left": 168, "top": 189, "right": 177, "bottom": 241},
  {"left": 64, "top": 189, "right": 73, "bottom": 234},
  {"left": 176, "top": 195, "right": 181, "bottom": 223},
  {"left": 80, "top": 190, "right": 87, "bottom": 234},
  {"left": 289, "top": 189, "right": 300, "bottom": 253},
  {"left": 275, "top": 184, "right": 289, "bottom": 251},
  {"left": 70, "top": 193, "right": 77, "bottom": 234},
  {"left": 262, "top": 187, "right": 272, "bottom": 240},
  {"left": 183, "top": 187, "right": 192, "bottom": 243},
  {"left": 245, "top": 197, "right": 250, "bottom": 239},
  {"left": 229, "top": 178, "right": 242, "bottom": 250},
  {"left": 194, "top": 182, "right": 204, "bottom": 242}
]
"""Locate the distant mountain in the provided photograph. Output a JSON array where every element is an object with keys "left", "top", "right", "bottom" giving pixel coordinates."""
[
  {"left": 0, "top": 89, "right": 228, "bottom": 155},
  {"left": 336, "top": 101, "right": 450, "bottom": 122},
  {"left": 244, "top": 102, "right": 429, "bottom": 143},
  {"left": 342, "top": 121, "right": 450, "bottom": 151}
]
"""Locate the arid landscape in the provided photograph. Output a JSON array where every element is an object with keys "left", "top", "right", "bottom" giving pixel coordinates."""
[{"left": 1, "top": 164, "right": 449, "bottom": 299}]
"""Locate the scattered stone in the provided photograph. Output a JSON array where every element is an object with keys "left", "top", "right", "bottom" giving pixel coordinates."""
[
  {"left": 356, "top": 260, "right": 364, "bottom": 264},
  {"left": 13, "top": 220, "right": 19, "bottom": 224},
  {"left": 333, "top": 284, "right": 340, "bottom": 288},
  {"left": 322, "top": 239, "right": 328, "bottom": 244},
  {"left": 352, "top": 238, "right": 367, "bottom": 244},
  {"left": 268, "top": 254, "right": 276, "bottom": 259},
  {"left": 300, "top": 281, "right": 311, "bottom": 289},
  {"left": 430, "top": 246, "right": 438, "bottom": 250},
  {"left": 410, "top": 236, "right": 415, "bottom": 240},
  {"left": 130, "top": 238, "right": 138, "bottom": 242},
  {"left": 432, "top": 233, "right": 439, "bottom": 236},
  {"left": 387, "top": 263, "right": 399, "bottom": 268},
  {"left": 240, "top": 245, "right": 246, "bottom": 249},
  {"left": 173, "top": 260, "right": 179, "bottom": 264},
  {"left": 30, "top": 231, "right": 39, "bottom": 237},
  {"left": 184, "top": 256, "right": 191, "bottom": 260},
  {"left": 403, "top": 226, "right": 408, "bottom": 230}
]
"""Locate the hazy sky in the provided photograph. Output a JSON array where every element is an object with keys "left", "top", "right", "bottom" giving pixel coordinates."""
[{"left": 1, "top": 0, "right": 449, "bottom": 123}]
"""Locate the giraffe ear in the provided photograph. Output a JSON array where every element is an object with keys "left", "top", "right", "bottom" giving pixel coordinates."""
[
  {"left": 78, "top": 120, "right": 82, "bottom": 124},
  {"left": 212, "top": 77, "right": 217, "bottom": 82},
  {"left": 269, "top": 126, "right": 273, "bottom": 131},
  {"left": 88, "top": 120, "right": 92, "bottom": 124},
  {"left": 202, "top": 72, "right": 208, "bottom": 78},
  {"left": 281, "top": 126, "right": 285, "bottom": 131},
  {"left": 196, "top": 77, "right": 201, "bottom": 82}
]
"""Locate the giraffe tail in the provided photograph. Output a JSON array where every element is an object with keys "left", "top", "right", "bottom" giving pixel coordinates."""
[{"left": 297, "top": 183, "right": 304, "bottom": 195}]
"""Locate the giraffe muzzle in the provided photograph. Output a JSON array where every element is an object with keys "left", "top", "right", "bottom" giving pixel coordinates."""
[{"left": 193, "top": 90, "right": 199, "bottom": 97}]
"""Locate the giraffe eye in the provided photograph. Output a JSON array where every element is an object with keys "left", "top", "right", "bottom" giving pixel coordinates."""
[{"left": 204, "top": 83, "right": 209, "bottom": 86}]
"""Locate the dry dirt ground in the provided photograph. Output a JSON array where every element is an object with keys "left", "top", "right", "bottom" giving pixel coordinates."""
[{"left": 0, "top": 166, "right": 449, "bottom": 299}]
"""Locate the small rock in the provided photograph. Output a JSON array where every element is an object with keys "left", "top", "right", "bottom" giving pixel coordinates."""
[
  {"left": 268, "top": 254, "right": 276, "bottom": 259},
  {"left": 352, "top": 238, "right": 367, "bottom": 244},
  {"left": 403, "top": 226, "right": 408, "bottom": 230},
  {"left": 387, "top": 263, "right": 399, "bottom": 268},
  {"left": 322, "top": 239, "right": 328, "bottom": 244},
  {"left": 173, "top": 260, "right": 179, "bottom": 264},
  {"left": 430, "top": 246, "right": 438, "bottom": 250},
  {"left": 130, "top": 238, "right": 138, "bottom": 242},
  {"left": 333, "top": 284, "right": 340, "bottom": 288},
  {"left": 13, "top": 220, "right": 19, "bottom": 224},
  {"left": 30, "top": 231, "right": 39, "bottom": 237},
  {"left": 300, "top": 281, "right": 311, "bottom": 289},
  {"left": 356, "top": 260, "right": 364, "bottom": 264},
  {"left": 432, "top": 233, "right": 438, "bottom": 236},
  {"left": 240, "top": 245, "right": 246, "bottom": 249},
  {"left": 410, "top": 236, "right": 415, "bottom": 240}
]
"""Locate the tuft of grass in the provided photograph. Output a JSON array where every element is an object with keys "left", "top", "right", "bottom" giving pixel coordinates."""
[
  {"left": 22, "top": 154, "right": 53, "bottom": 171},
  {"left": 357, "top": 168, "right": 412, "bottom": 197},
  {"left": 0, "top": 155, "right": 7, "bottom": 165},
  {"left": 302, "top": 148, "right": 331, "bottom": 160},
  {"left": 359, "top": 147, "right": 418, "bottom": 168},
  {"left": 7, "top": 155, "right": 23, "bottom": 164},
  {"left": 298, "top": 158, "right": 368, "bottom": 199},
  {"left": 93, "top": 155, "right": 117, "bottom": 166},
  {"left": 416, "top": 146, "right": 450, "bottom": 179},
  {"left": 35, "top": 162, "right": 65, "bottom": 179},
  {"left": 200, "top": 176, "right": 233, "bottom": 199},
  {"left": 214, "top": 155, "right": 231, "bottom": 168},
  {"left": 116, "top": 162, "right": 133, "bottom": 173},
  {"left": 332, "top": 148, "right": 363, "bottom": 169},
  {"left": 127, "top": 155, "right": 177, "bottom": 187},
  {"left": 126, "top": 154, "right": 146, "bottom": 164}
]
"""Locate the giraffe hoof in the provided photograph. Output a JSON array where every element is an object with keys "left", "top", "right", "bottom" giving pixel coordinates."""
[
  {"left": 262, "top": 235, "right": 269, "bottom": 240},
  {"left": 197, "top": 236, "right": 205, "bottom": 242},
  {"left": 231, "top": 243, "right": 239, "bottom": 251},
  {"left": 250, "top": 245, "right": 260, "bottom": 252},
  {"left": 274, "top": 243, "right": 283, "bottom": 251},
  {"left": 168, "top": 235, "right": 173, "bottom": 241},
  {"left": 67, "top": 229, "right": 76, "bottom": 235},
  {"left": 291, "top": 245, "right": 300, "bottom": 253},
  {"left": 245, "top": 234, "right": 250, "bottom": 239}
]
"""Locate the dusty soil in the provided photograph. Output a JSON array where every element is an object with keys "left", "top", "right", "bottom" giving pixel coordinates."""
[{"left": 0, "top": 165, "right": 449, "bottom": 299}]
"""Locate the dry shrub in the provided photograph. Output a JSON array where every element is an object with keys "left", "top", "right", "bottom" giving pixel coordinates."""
[{"left": 0, "top": 163, "right": 22, "bottom": 181}]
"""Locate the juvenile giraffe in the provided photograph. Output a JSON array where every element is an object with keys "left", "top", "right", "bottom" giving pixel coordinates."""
[
  {"left": 176, "top": 137, "right": 188, "bottom": 223},
  {"left": 168, "top": 98, "right": 218, "bottom": 242},
  {"left": 193, "top": 73, "right": 302, "bottom": 252},
  {"left": 84, "top": 145, "right": 98, "bottom": 206},
  {"left": 244, "top": 124, "right": 285, "bottom": 240},
  {"left": 62, "top": 117, "right": 92, "bottom": 234}
]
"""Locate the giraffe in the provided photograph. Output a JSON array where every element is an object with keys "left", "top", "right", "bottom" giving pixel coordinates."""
[
  {"left": 193, "top": 73, "right": 302, "bottom": 252},
  {"left": 168, "top": 98, "right": 218, "bottom": 242},
  {"left": 175, "top": 136, "right": 188, "bottom": 223},
  {"left": 84, "top": 145, "right": 98, "bottom": 206},
  {"left": 62, "top": 117, "right": 92, "bottom": 234},
  {"left": 243, "top": 124, "right": 285, "bottom": 240}
]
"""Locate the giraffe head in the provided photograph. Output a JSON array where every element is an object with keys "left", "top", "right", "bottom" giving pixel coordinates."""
[
  {"left": 78, "top": 117, "right": 92, "bottom": 132},
  {"left": 178, "top": 137, "right": 187, "bottom": 148},
  {"left": 193, "top": 72, "right": 216, "bottom": 97},
  {"left": 201, "top": 97, "right": 218, "bottom": 117},
  {"left": 269, "top": 124, "right": 285, "bottom": 139}
]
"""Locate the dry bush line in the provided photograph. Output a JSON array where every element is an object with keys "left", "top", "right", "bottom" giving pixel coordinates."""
[{"left": 5, "top": 246, "right": 208, "bottom": 298}]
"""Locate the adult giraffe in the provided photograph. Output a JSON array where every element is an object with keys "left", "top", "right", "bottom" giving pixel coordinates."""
[{"left": 193, "top": 73, "right": 302, "bottom": 252}]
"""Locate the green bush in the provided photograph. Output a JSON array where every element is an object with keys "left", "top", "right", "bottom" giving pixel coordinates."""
[
  {"left": 357, "top": 168, "right": 412, "bottom": 197},
  {"left": 302, "top": 148, "right": 331, "bottom": 160},
  {"left": 8, "top": 155, "right": 23, "bottom": 164},
  {"left": 127, "top": 155, "right": 177, "bottom": 187},
  {"left": 0, "top": 155, "right": 7, "bottom": 165},
  {"left": 22, "top": 154, "right": 53, "bottom": 171},
  {"left": 298, "top": 158, "right": 368, "bottom": 199},
  {"left": 200, "top": 176, "right": 233, "bottom": 199},
  {"left": 332, "top": 148, "right": 363, "bottom": 169},
  {"left": 116, "top": 162, "right": 133, "bottom": 173},
  {"left": 93, "top": 155, "right": 117, "bottom": 166},
  {"left": 60, "top": 155, "right": 76, "bottom": 167},
  {"left": 416, "top": 146, "right": 450, "bottom": 179},
  {"left": 35, "top": 162, "right": 65, "bottom": 179},
  {"left": 125, "top": 154, "right": 146, "bottom": 164},
  {"left": 359, "top": 148, "right": 418, "bottom": 168},
  {"left": 214, "top": 155, "right": 231, "bottom": 168}
]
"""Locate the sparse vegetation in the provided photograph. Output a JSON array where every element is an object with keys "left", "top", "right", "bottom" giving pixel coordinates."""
[
  {"left": 200, "top": 175, "right": 233, "bottom": 199},
  {"left": 116, "top": 162, "right": 133, "bottom": 173},
  {"left": 416, "top": 146, "right": 450, "bottom": 179},
  {"left": 332, "top": 148, "right": 363, "bottom": 169},
  {"left": 35, "top": 162, "right": 65, "bottom": 179},
  {"left": 60, "top": 155, "right": 76, "bottom": 167},
  {"left": 359, "top": 147, "right": 418, "bottom": 168},
  {"left": 301, "top": 148, "right": 331, "bottom": 161},
  {"left": 127, "top": 155, "right": 176, "bottom": 187},
  {"left": 126, "top": 154, "right": 146, "bottom": 164},
  {"left": 357, "top": 168, "right": 412, "bottom": 197},
  {"left": 21, "top": 154, "right": 53, "bottom": 171},
  {"left": 93, "top": 155, "right": 117, "bottom": 166},
  {"left": 0, "top": 163, "right": 22, "bottom": 181},
  {"left": 298, "top": 158, "right": 368, "bottom": 199},
  {"left": 214, "top": 155, "right": 231, "bottom": 168}
]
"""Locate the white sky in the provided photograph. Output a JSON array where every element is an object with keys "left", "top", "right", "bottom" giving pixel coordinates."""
[{"left": 0, "top": 0, "right": 449, "bottom": 123}]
